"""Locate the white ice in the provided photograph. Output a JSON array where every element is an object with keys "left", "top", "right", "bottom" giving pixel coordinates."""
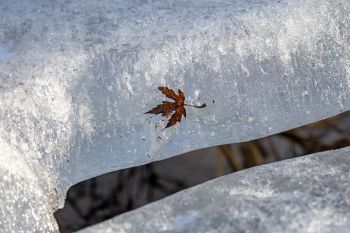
[
  {"left": 79, "top": 146, "right": 350, "bottom": 233},
  {"left": 0, "top": 0, "right": 350, "bottom": 231}
]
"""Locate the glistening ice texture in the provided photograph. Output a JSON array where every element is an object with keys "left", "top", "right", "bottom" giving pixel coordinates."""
[
  {"left": 0, "top": 0, "right": 350, "bottom": 231},
  {"left": 79, "top": 146, "right": 350, "bottom": 233}
]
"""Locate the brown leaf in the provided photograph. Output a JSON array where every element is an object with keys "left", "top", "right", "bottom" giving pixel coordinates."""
[
  {"left": 145, "top": 101, "right": 177, "bottom": 116},
  {"left": 145, "top": 86, "right": 206, "bottom": 129},
  {"left": 166, "top": 106, "right": 186, "bottom": 128},
  {"left": 158, "top": 87, "right": 179, "bottom": 101}
]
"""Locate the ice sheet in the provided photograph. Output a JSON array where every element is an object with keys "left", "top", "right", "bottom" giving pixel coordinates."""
[{"left": 0, "top": 0, "right": 350, "bottom": 231}]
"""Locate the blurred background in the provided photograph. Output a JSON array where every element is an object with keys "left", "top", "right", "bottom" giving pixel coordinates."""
[{"left": 54, "top": 111, "right": 350, "bottom": 232}]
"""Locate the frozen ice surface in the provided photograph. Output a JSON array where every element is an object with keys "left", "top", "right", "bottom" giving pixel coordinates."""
[
  {"left": 0, "top": 0, "right": 350, "bottom": 231},
  {"left": 79, "top": 147, "right": 350, "bottom": 233}
]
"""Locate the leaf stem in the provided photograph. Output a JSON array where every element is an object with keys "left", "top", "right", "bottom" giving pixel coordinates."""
[{"left": 184, "top": 103, "right": 207, "bottom": 108}]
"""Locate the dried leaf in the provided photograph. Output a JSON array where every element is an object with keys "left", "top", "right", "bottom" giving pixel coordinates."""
[
  {"left": 166, "top": 106, "right": 186, "bottom": 128},
  {"left": 145, "top": 86, "right": 206, "bottom": 128},
  {"left": 158, "top": 87, "right": 179, "bottom": 101}
]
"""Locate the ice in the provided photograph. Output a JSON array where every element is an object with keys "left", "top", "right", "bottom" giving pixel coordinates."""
[
  {"left": 78, "top": 146, "right": 350, "bottom": 233},
  {"left": 0, "top": 44, "right": 12, "bottom": 60},
  {"left": 0, "top": 0, "right": 350, "bottom": 231}
]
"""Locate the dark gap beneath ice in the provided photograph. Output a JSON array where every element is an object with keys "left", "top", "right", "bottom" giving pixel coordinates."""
[{"left": 54, "top": 110, "right": 350, "bottom": 233}]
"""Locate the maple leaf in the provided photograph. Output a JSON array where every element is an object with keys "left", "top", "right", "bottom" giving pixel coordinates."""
[{"left": 145, "top": 87, "right": 206, "bottom": 128}]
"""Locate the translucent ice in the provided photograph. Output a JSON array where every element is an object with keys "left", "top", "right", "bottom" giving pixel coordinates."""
[
  {"left": 79, "top": 146, "right": 350, "bottom": 233},
  {"left": 0, "top": 0, "right": 350, "bottom": 231}
]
